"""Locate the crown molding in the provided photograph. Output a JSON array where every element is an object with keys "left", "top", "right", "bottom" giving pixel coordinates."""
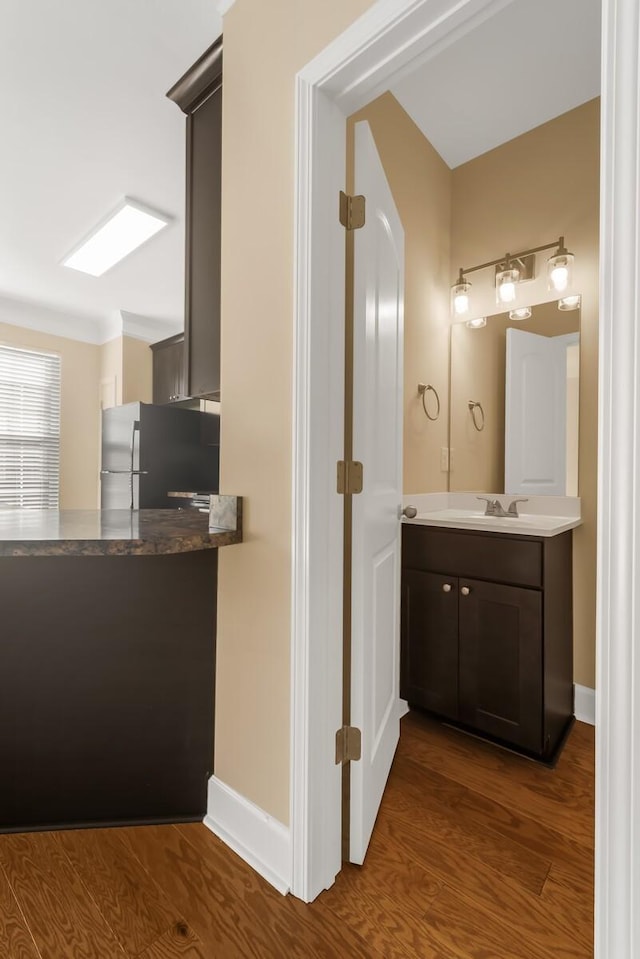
[
  {"left": 0, "top": 295, "right": 106, "bottom": 345},
  {"left": 119, "top": 310, "right": 183, "bottom": 344}
]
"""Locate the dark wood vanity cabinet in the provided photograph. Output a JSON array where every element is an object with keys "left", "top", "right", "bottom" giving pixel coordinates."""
[
  {"left": 151, "top": 333, "right": 185, "bottom": 404},
  {"left": 401, "top": 525, "right": 574, "bottom": 760},
  {"left": 167, "top": 38, "right": 222, "bottom": 400}
]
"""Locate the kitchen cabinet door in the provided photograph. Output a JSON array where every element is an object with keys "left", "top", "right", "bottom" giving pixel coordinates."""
[
  {"left": 458, "top": 577, "right": 543, "bottom": 753},
  {"left": 151, "top": 334, "right": 185, "bottom": 404},
  {"left": 401, "top": 568, "right": 459, "bottom": 721}
]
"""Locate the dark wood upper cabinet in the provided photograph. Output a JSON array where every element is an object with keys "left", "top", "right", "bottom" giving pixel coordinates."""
[
  {"left": 150, "top": 333, "right": 185, "bottom": 404},
  {"left": 167, "top": 38, "right": 222, "bottom": 400}
]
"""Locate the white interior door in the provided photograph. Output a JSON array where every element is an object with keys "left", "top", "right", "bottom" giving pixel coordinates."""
[
  {"left": 505, "top": 328, "right": 573, "bottom": 496},
  {"left": 350, "top": 121, "right": 405, "bottom": 864}
]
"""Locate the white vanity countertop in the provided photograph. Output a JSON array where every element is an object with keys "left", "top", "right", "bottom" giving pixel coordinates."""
[{"left": 402, "top": 493, "right": 582, "bottom": 538}]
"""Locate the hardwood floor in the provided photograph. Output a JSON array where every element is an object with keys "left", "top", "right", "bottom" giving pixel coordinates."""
[{"left": 0, "top": 711, "right": 594, "bottom": 958}]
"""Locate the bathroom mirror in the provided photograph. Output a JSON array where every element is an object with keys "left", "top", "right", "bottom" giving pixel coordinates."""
[{"left": 449, "top": 300, "right": 580, "bottom": 495}]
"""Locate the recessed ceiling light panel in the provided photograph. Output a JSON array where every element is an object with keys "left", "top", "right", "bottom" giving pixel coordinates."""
[{"left": 62, "top": 198, "right": 170, "bottom": 277}]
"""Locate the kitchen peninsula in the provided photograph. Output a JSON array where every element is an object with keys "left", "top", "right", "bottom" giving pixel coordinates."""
[{"left": 0, "top": 501, "right": 241, "bottom": 833}]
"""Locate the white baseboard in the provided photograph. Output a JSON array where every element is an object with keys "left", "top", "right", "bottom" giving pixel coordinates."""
[
  {"left": 574, "top": 684, "right": 596, "bottom": 726},
  {"left": 204, "top": 776, "right": 291, "bottom": 895}
]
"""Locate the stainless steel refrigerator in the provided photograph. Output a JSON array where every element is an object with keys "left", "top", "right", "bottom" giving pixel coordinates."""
[{"left": 100, "top": 402, "right": 219, "bottom": 509}]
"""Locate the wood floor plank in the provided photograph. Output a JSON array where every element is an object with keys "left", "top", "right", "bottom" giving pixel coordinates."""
[
  {"left": 316, "top": 863, "right": 443, "bottom": 959},
  {"left": 176, "top": 823, "right": 382, "bottom": 959},
  {"left": 136, "top": 921, "right": 209, "bottom": 959},
  {"left": 422, "top": 884, "right": 590, "bottom": 959},
  {"left": 400, "top": 712, "right": 594, "bottom": 847},
  {"left": 0, "top": 832, "right": 126, "bottom": 959},
  {"left": 0, "top": 870, "right": 41, "bottom": 959},
  {"left": 390, "top": 752, "right": 594, "bottom": 888},
  {"left": 57, "top": 827, "right": 182, "bottom": 957},
  {"left": 380, "top": 769, "right": 552, "bottom": 895}
]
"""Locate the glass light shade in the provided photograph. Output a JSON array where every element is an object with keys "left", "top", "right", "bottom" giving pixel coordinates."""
[
  {"left": 466, "top": 316, "right": 486, "bottom": 329},
  {"left": 509, "top": 307, "right": 532, "bottom": 320},
  {"left": 547, "top": 252, "right": 574, "bottom": 293},
  {"left": 558, "top": 294, "right": 581, "bottom": 311},
  {"left": 496, "top": 268, "right": 519, "bottom": 304},
  {"left": 451, "top": 280, "right": 472, "bottom": 317}
]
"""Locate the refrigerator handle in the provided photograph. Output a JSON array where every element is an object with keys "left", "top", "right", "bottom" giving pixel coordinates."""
[{"left": 130, "top": 420, "right": 141, "bottom": 510}]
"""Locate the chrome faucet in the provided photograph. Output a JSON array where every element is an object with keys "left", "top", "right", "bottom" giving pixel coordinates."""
[{"left": 477, "top": 496, "right": 528, "bottom": 518}]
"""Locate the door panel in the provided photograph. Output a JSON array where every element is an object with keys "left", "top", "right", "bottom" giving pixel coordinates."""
[
  {"left": 350, "top": 121, "right": 404, "bottom": 864},
  {"left": 458, "top": 578, "right": 542, "bottom": 753},
  {"left": 505, "top": 328, "right": 570, "bottom": 495}
]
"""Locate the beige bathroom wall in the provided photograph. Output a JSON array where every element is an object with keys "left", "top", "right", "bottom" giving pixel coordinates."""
[
  {"left": 217, "top": 0, "right": 376, "bottom": 825},
  {"left": 348, "top": 93, "right": 452, "bottom": 494},
  {"left": 451, "top": 98, "right": 600, "bottom": 688},
  {"left": 0, "top": 321, "right": 100, "bottom": 508}
]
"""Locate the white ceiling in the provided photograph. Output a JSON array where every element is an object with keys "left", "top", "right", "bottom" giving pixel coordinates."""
[
  {"left": 0, "top": 0, "right": 222, "bottom": 344},
  {"left": 391, "top": 0, "right": 601, "bottom": 169},
  {"left": 0, "top": 0, "right": 600, "bottom": 344}
]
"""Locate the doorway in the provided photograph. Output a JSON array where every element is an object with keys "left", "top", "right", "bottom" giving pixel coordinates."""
[{"left": 291, "top": 0, "right": 636, "bottom": 956}]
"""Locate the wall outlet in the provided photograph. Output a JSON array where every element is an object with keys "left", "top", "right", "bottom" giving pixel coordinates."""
[{"left": 440, "top": 447, "right": 449, "bottom": 472}]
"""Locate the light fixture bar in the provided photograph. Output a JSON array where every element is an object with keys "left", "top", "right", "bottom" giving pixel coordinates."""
[
  {"left": 62, "top": 198, "right": 170, "bottom": 277},
  {"left": 457, "top": 236, "right": 568, "bottom": 280}
]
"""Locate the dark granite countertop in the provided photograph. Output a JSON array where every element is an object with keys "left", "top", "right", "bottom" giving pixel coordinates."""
[{"left": 0, "top": 508, "right": 242, "bottom": 557}]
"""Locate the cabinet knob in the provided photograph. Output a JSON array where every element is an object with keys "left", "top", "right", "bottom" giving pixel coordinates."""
[
  {"left": 460, "top": 586, "right": 471, "bottom": 596},
  {"left": 442, "top": 583, "right": 452, "bottom": 593}
]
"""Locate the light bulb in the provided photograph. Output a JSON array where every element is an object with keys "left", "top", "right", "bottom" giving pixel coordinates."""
[
  {"left": 509, "top": 307, "right": 532, "bottom": 320},
  {"left": 558, "top": 294, "right": 581, "bottom": 311},
  {"left": 466, "top": 316, "right": 486, "bottom": 329},
  {"left": 451, "top": 280, "right": 471, "bottom": 317},
  {"left": 547, "top": 251, "right": 574, "bottom": 293},
  {"left": 496, "top": 268, "right": 519, "bottom": 304}
]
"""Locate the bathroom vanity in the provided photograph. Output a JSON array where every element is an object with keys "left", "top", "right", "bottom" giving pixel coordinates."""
[{"left": 401, "top": 510, "right": 577, "bottom": 762}]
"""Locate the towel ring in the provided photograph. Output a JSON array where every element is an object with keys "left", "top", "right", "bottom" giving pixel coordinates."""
[
  {"left": 417, "top": 383, "right": 440, "bottom": 421},
  {"left": 468, "top": 400, "right": 485, "bottom": 432}
]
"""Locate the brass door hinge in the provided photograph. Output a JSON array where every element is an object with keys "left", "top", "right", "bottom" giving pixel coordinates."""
[
  {"left": 339, "top": 191, "right": 366, "bottom": 230},
  {"left": 337, "top": 460, "right": 363, "bottom": 495},
  {"left": 335, "top": 725, "right": 362, "bottom": 765}
]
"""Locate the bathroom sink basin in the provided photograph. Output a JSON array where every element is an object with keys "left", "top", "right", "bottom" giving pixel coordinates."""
[{"left": 402, "top": 508, "right": 581, "bottom": 537}]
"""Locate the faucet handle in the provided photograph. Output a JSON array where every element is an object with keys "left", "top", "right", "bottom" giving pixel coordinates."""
[
  {"left": 507, "top": 498, "right": 528, "bottom": 516},
  {"left": 476, "top": 496, "right": 496, "bottom": 515}
]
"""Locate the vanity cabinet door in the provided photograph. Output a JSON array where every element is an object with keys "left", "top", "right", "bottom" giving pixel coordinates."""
[
  {"left": 401, "top": 569, "right": 459, "bottom": 721},
  {"left": 458, "top": 578, "right": 542, "bottom": 753}
]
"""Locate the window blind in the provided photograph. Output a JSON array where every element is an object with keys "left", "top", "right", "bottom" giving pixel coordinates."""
[{"left": 0, "top": 345, "right": 61, "bottom": 508}]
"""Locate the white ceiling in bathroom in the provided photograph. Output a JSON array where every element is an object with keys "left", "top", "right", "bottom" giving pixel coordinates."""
[
  {"left": 391, "top": 0, "right": 601, "bottom": 169},
  {"left": 0, "top": 0, "right": 600, "bottom": 341}
]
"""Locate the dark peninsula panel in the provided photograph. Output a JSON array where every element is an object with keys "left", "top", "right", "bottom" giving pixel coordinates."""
[{"left": 0, "top": 549, "right": 217, "bottom": 831}]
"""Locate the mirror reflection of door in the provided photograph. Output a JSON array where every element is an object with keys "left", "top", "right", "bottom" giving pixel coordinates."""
[
  {"left": 449, "top": 300, "right": 580, "bottom": 495},
  {"left": 504, "top": 328, "right": 579, "bottom": 496}
]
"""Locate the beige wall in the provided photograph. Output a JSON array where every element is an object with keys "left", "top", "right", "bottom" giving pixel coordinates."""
[
  {"left": 122, "top": 336, "right": 152, "bottom": 405},
  {"left": 451, "top": 98, "right": 600, "bottom": 688},
  {"left": 100, "top": 335, "right": 152, "bottom": 408},
  {"left": 217, "top": 0, "right": 375, "bottom": 825},
  {"left": 348, "top": 93, "right": 452, "bottom": 494},
  {"left": 0, "top": 321, "right": 100, "bottom": 509}
]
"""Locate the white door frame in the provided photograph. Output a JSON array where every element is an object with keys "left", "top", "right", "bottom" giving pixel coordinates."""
[{"left": 291, "top": 0, "right": 637, "bottom": 954}]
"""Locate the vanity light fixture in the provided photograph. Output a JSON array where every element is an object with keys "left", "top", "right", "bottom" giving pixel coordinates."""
[
  {"left": 451, "top": 271, "right": 472, "bottom": 317},
  {"left": 466, "top": 316, "right": 486, "bottom": 329},
  {"left": 547, "top": 238, "right": 574, "bottom": 293},
  {"left": 62, "top": 198, "right": 170, "bottom": 276},
  {"left": 558, "top": 294, "right": 581, "bottom": 311},
  {"left": 509, "top": 307, "right": 532, "bottom": 320},
  {"left": 450, "top": 236, "right": 573, "bottom": 318}
]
